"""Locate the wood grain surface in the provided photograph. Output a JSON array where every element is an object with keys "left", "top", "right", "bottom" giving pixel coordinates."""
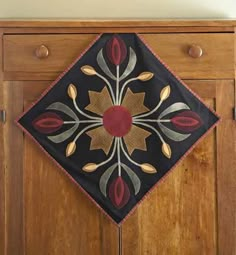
[
  {"left": 0, "top": 29, "right": 5, "bottom": 255},
  {"left": 3, "top": 81, "right": 24, "bottom": 255},
  {"left": 3, "top": 34, "right": 234, "bottom": 79},
  {"left": 122, "top": 80, "right": 217, "bottom": 255},
  {"left": 0, "top": 20, "right": 236, "bottom": 28},
  {"left": 216, "top": 81, "right": 236, "bottom": 255}
]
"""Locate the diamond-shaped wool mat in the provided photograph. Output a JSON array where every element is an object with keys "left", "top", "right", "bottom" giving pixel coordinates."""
[{"left": 17, "top": 34, "right": 220, "bottom": 224}]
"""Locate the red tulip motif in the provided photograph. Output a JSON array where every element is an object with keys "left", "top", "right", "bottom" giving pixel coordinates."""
[
  {"left": 32, "top": 112, "right": 63, "bottom": 134},
  {"left": 106, "top": 35, "right": 127, "bottom": 65},
  {"left": 109, "top": 176, "right": 130, "bottom": 209},
  {"left": 171, "top": 111, "right": 203, "bottom": 132}
]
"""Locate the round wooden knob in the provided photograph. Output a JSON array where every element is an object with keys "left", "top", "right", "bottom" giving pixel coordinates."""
[
  {"left": 188, "top": 45, "right": 203, "bottom": 58},
  {"left": 35, "top": 45, "right": 49, "bottom": 59}
]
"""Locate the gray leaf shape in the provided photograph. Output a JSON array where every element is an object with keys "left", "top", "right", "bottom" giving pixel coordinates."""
[
  {"left": 158, "top": 122, "right": 191, "bottom": 141},
  {"left": 99, "top": 163, "right": 118, "bottom": 197},
  {"left": 47, "top": 102, "right": 78, "bottom": 120},
  {"left": 120, "top": 47, "right": 137, "bottom": 81},
  {"left": 158, "top": 102, "right": 190, "bottom": 119},
  {"left": 97, "top": 49, "right": 116, "bottom": 80},
  {"left": 121, "top": 163, "right": 141, "bottom": 195},
  {"left": 48, "top": 124, "right": 79, "bottom": 143}
]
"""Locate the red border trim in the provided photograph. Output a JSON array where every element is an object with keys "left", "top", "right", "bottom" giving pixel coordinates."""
[{"left": 15, "top": 33, "right": 221, "bottom": 226}]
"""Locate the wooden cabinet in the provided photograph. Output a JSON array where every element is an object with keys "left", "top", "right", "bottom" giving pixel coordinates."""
[{"left": 0, "top": 20, "right": 235, "bottom": 255}]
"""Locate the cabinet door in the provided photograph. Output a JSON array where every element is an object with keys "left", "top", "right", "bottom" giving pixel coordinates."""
[
  {"left": 2, "top": 80, "right": 118, "bottom": 255},
  {"left": 122, "top": 80, "right": 236, "bottom": 255},
  {"left": 2, "top": 79, "right": 235, "bottom": 255}
]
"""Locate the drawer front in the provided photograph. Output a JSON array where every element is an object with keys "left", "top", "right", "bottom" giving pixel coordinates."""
[
  {"left": 142, "top": 33, "right": 234, "bottom": 79},
  {"left": 3, "top": 33, "right": 234, "bottom": 79},
  {"left": 3, "top": 34, "right": 97, "bottom": 73}
]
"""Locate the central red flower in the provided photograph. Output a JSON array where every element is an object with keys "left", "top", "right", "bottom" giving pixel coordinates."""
[{"left": 103, "top": 106, "right": 132, "bottom": 137}]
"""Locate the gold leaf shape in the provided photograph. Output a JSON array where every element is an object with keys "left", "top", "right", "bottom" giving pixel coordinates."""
[
  {"left": 140, "top": 163, "right": 157, "bottom": 174},
  {"left": 123, "top": 125, "right": 151, "bottom": 155},
  {"left": 121, "top": 88, "right": 149, "bottom": 116},
  {"left": 162, "top": 142, "right": 172, "bottom": 158},
  {"left": 160, "top": 85, "right": 171, "bottom": 101},
  {"left": 82, "top": 163, "right": 98, "bottom": 172},
  {"left": 137, "top": 72, "right": 154, "bottom": 81},
  {"left": 86, "top": 87, "right": 113, "bottom": 116},
  {"left": 86, "top": 126, "right": 113, "bottom": 155},
  {"left": 66, "top": 141, "right": 76, "bottom": 157},
  {"left": 67, "top": 84, "right": 77, "bottom": 100},
  {"left": 81, "top": 65, "right": 96, "bottom": 76}
]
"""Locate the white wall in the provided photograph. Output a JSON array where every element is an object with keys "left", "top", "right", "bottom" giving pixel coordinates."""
[{"left": 0, "top": 0, "right": 235, "bottom": 18}]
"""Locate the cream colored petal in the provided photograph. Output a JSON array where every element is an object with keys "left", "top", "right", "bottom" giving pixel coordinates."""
[
  {"left": 86, "top": 126, "right": 113, "bottom": 155},
  {"left": 140, "top": 163, "right": 157, "bottom": 173},
  {"left": 85, "top": 87, "right": 113, "bottom": 116},
  {"left": 121, "top": 88, "right": 149, "bottom": 116},
  {"left": 66, "top": 141, "right": 76, "bottom": 157},
  {"left": 82, "top": 163, "right": 98, "bottom": 172},
  {"left": 123, "top": 125, "right": 151, "bottom": 155}
]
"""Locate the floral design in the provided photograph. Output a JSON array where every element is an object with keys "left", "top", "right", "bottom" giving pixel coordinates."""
[{"left": 18, "top": 34, "right": 219, "bottom": 223}]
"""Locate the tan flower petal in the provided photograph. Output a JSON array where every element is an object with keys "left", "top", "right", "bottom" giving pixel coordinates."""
[
  {"left": 66, "top": 141, "right": 76, "bottom": 157},
  {"left": 67, "top": 84, "right": 77, "bottom": 100},
  {"left": 81, "top": 65, "right": 97, "bottom": 75},
  {"left": 123, "top": 124, "right": 151, "bottom": 155},
  {"left": 137, "top": 72, "right": 154, "bottom": 81},
  {"left": 121, "top": 88, "right": 149, "bottom": 116},
  {"left": 140, "top": 163, "right": 157, "bottom": 174},
  {"left": 86, "top": 126, "right": 114, "bottom": 155},
  {"left": 162, "top": 142, "right": 172, "bottom": 158},
  {"left": 82, "top": 163, "right": 98, "bottom": 172},
  {"left": 85, "top": 87, "right": 113, "bottom": 116},
  {"left": 160, "top": 85, "right": 171, "bottom": 101}
]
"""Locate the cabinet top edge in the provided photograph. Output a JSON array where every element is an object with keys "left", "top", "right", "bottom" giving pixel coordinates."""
[{"left": 0, "top": 19, "right": 236, "bottom": 28}]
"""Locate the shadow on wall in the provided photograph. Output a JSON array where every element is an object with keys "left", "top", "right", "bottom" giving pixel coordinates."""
[{"left": 0, "top": 0, "right": 234, "bottom": 18}]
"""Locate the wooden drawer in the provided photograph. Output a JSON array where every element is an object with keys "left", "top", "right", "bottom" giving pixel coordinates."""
[
  {"left": 3, "top": 34, "right": 97, "bottom": 73},
  {"left": 3, "top": 33, "right": 234, "bottom": 79},
  {"left": 143, "top": 33, "right": 234, "bottom": 79}
]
